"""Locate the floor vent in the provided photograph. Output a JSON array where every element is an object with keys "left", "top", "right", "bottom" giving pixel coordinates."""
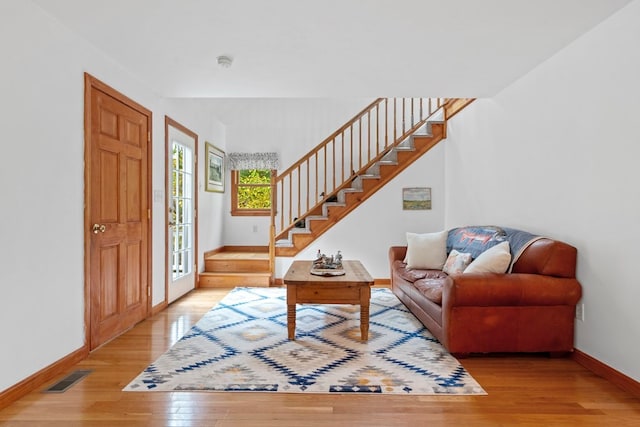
[{"left": 43, "top": 370, "right": 93, "bottom": 393}]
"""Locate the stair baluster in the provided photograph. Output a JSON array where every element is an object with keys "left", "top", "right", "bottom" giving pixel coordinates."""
[{"left": 269, "top": 98, "right": 474, "bottom": 260}]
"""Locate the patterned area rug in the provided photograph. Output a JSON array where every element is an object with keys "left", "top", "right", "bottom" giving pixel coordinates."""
[{"left": 124, "top": 287, "right": 485, "bottom": 395}]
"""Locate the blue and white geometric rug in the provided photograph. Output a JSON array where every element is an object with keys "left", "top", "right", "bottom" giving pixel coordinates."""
[{"left": 124, "top": 287, "right": 485, "bottom": 395}]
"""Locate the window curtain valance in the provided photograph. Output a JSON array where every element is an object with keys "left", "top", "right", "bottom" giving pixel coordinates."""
[{"left": 227, "top": 152, "right": 279, "bottom": 170}]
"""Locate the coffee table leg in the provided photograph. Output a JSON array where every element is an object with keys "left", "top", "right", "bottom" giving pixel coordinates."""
[
  {"left": 287, "top": 303, "right": 296, "bottom": 340},
  {"left": 287, "top": 284, "right": 296, "bottom": 340},
  {"left": 360, "top": 287, "right": 371, "bottom": 341}
]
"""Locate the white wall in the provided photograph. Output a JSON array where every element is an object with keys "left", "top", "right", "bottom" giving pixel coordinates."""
[
  {"left": 0, "top": 0, "right": 226, "bottom": 391},
  {"left": 445, "top": 0, "right": 640, "bottom": 381},
  {"left": 209, "top": 98, "right": 374, "bottom": 246}
]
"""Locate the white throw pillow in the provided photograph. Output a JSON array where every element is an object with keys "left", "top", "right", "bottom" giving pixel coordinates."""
[
  {"left": 464, "top": 241, "right": 511, "bottom": 274},
  {"left": 404, "top": 230, "right": 448, "bottom": 270}
]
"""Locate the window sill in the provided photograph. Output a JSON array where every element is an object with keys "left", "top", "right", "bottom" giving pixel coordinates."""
[{"left": 231, "top": 209, "right": 271, "bottom": 217}]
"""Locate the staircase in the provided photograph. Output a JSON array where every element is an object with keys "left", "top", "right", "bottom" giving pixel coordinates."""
[
  {"left": 199, "top": 98, "right": 473, "bottom": 288},
  {"left": 271, "top": 97, "right": 473, "bottom": 258}
]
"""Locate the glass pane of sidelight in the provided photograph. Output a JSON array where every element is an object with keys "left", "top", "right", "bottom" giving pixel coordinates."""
[{"left": 171, "top": 142, "right": 194, "bottom": 280}]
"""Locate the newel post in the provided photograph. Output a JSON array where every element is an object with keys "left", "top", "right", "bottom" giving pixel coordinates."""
[{"left": 269, "top": 169, "right": 277, "bottom": 285}]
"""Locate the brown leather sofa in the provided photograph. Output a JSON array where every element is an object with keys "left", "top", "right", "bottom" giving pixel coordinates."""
[{"left": 389, "top": 231, "right": 582, "bottom": 355}]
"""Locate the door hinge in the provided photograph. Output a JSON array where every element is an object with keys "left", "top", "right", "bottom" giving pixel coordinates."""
[
  {"left": 148, "top": 131, "right": 151, "bottom": 142},
  {"left": 147, "top": 286, "right": 151, "bottom": 297},
  {"left": 148, "top": 209, "right": 151, "bottom": 219}
]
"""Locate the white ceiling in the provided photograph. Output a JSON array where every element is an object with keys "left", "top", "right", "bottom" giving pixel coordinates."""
[{"left": 31, "top": 0, "right": 631, "bottom": 98}]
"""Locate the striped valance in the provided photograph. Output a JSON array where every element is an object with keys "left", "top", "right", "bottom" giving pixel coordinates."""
[{"left": 227, "top": 152, "right": 279, "bottom": 170}]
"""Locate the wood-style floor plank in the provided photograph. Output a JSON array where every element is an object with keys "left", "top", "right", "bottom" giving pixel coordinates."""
[{"left": 1, "top": 288, "right": 639, "bottom": 426}]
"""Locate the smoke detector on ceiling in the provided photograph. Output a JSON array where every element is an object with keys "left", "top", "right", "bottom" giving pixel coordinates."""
[{"left": 217, "top": 55, "right": 233, "bottom": 68}]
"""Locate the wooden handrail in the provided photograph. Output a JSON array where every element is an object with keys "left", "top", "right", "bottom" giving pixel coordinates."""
[{"left": 276, "top": 98, "right": 385, "bottom": 179}]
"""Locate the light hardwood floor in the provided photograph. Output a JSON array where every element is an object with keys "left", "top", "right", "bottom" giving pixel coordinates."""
[{"left": 1, "top": 288, "right": 639, "bottom": 426}]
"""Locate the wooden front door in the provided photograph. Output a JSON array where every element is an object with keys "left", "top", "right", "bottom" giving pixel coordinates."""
[{"left": 85, "top": 74, "right": 151, "bottom": 350}]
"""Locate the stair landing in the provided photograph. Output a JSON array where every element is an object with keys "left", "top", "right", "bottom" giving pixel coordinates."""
[{"left": 199, "top": 248, "right": 272, "bottom": 288}]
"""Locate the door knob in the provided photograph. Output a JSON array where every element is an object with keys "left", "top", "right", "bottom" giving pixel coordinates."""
[{"left": 92, "top": 223, "right": 106, "bottom": 234}]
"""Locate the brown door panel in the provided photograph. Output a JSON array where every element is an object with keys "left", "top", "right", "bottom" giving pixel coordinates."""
[{"left": 86, "top": 76, "right": 150, "bottom": 350}]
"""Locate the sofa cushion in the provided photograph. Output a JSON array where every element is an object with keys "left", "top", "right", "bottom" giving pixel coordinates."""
[
  {"left": 443, "top": 250, "right": 472, "bottom": 275},
  {"left": 413, "top": 273, "right": 448, "bottom": 305},
  {"left": 395, "top": 263, "right": 428, "bottom": 282},
  {"left": 393, "top": 260, "right": 448, "bottom": 283},
  {"left": 464, "top": 241, "right": 511, "bottom": 274},
  {"left": 404, "top": 230, "right": 448, "bottom": 270}
]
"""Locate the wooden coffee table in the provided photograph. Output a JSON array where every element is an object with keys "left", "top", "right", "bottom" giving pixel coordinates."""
[{"left": 283, "top": 260, "right": 374, "bottom": 341}]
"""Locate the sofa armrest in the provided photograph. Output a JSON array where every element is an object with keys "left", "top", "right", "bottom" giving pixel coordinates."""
[
  {"left": 442, "top": 273, "right": 582, "bottom": 308},
  {"left": 513, "top": 238, "right": 577, "bottom": 278},
  {"left": 389, "top": 246, "right": 408, "bottom": 263}
]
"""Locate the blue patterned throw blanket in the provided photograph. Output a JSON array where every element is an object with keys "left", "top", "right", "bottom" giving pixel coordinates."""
[{"left": 447, "top": 226, "right": 542, "bottom": 270}]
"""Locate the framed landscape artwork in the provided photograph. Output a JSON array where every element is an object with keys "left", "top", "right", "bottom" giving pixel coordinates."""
[
  {"left": 205, "top": 142, "right": 225, "bottom": 193},
  {"left": 402, "top": 187, "right": 432, "bottom": 210}
]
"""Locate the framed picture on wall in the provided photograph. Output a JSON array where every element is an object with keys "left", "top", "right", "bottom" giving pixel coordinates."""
[
  {"left": 402, "top": 187, "right": 431, "bottom": 210},
  {"left": 205, "top": 142, "right": 225, "bottom": 193}
]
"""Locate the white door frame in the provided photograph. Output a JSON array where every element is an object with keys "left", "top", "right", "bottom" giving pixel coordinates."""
[{"left": 165, "top": 116, "right": 198, "bottom": 304}]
